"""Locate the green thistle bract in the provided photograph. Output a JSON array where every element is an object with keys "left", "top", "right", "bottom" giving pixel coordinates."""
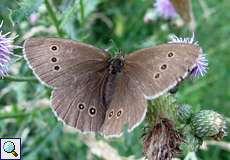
[
  {"left": 177, "top": 104, "right": 193, "bottom": 123},
  {"left": 191, "top": 110, "right": 227, "bottom": 140}
]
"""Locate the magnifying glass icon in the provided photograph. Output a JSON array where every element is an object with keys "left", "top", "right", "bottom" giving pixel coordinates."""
[{"left": 3, "top": 141, "right": 18, "bottom": 157}]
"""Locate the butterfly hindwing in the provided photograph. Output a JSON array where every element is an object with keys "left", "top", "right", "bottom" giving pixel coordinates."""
[
  {"left": 51, "top": 71, "right": 107, "bottom": 132},
  {"left": 101, "top": 73, "right": 147, "bottom": 137}
]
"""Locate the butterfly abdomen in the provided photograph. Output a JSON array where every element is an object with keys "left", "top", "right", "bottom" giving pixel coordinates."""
[
  {"left": 102, "top": 58, "right": 124, "bottom": 108},
  {"left": 102, "top": 72, "right": 120, "bottom": 109}
]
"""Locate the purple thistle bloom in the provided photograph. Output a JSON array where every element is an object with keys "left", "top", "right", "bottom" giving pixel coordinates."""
[
  {"left": 154, "top": 0, "right": 177, "bottom": 19},
  {"left": 191, "top": 53, "right": 208, "bottom": 78},
  {"left": 168, "top": 33, "right": 208, "bottom": 78},
  {"left": 29, "top": 12, "right": 38, "bottom": 24},
  {"left": 0, "top": 21, "right": 18, "bottom": 77}
]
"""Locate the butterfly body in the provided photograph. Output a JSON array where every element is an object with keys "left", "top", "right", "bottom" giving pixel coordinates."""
[
  {"left": 102, "top": 70, "right": 119, "bottom": 109},
  {"left": 98, "top": 56, "right": 125, "bottom": 108},
  {"left": 24, "top": 37, "right": 201, "bottom": 137},
  {"left": 108, "top": 57, "right": 124, "bottom": 74}
]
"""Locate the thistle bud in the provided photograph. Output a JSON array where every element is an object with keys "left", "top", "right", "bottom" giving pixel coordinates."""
[
  {"left": 177, "top": 104, "right": 193, "bottom": 123},
  {"left": 191, "top": 110, "right": 227, "bottom": 140}
]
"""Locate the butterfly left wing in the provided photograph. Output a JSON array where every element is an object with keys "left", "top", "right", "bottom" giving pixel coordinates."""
[
  {"left": 24, "top": 38, "right": 107, "bottom": 88},
  {"left": 101, "top": 74, "right": 147, "bottom": 137},
  {"left": 125, "top": 43, "right": 200, "bottom": 99}
]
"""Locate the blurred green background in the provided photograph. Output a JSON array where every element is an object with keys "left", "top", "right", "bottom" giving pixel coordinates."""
[{"left": 0, "top": 0, "right": 230, "bottom": 159}]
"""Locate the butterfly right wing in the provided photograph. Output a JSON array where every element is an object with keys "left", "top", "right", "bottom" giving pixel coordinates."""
[
  {"left": 51, "top": 71, "right": 108, "bottom": 132},
  {"left": 125, "top": 43, "right": 200, "bottom": 99},
  {"left": 24, "top": 38, "right": 107, "bottom": 88}
]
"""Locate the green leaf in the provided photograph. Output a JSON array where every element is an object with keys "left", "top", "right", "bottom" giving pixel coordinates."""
[
  {"left": 184, "top": 152, "right": 198, "bottom": 160},
  {"left": 23, "top": 123, "right": 63, "bottom": 160},
  {"left": 60, "top": 0, "right": 80, "bottom": 29},
  {"left": 10, "top": 0, "right": 43, "bottom": 22},
  {"left": 60, "top": 0, "right": 100, "bottom": 28},
  {"left": 82, "top": 0, "right": 100, "bottom": 19}
]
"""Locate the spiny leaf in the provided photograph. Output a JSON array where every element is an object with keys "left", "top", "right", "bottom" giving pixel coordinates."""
[
  {"left": 60, "top": 0, "right": 100, "bottom": 28},
  {"left": 10, "top": 0, "right": 43, "bottom": 22},
  {"left": 60, "top": 0, "right": 80, "bottom": 28}
]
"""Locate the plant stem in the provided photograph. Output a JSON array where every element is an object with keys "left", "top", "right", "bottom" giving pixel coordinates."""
[
  {"left": 204, "top": 140, "right": 230, "bottom": 152},
  {"left": 3, "top": 75, "right": 38, "bottom": 82},
  {"left": 24, "top": 123, "right": 63, "bottom": 160},
  {"left": 0, "top": 112, "right": 30, "bottom": 119},
  {"left": 0, "top": 108, "right": 50, "bottom": 119},
  {"left": 44, "top": 0, "right": 64, "bottom": 37},
  {"left": 79, "top": 0, "right": 85, "bottom": 24}
]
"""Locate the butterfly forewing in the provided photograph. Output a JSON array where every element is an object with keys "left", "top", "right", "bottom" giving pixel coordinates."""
[
  {"left": 125, "top": 43, "right": 200, "bottom": 99},
  {"left": 24, "top": 38, "right": 108, "bottom": 88}
]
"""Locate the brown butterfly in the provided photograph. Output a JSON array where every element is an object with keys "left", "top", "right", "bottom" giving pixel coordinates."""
[
  {"left": 171, "top": 0, "right": 193, "bottom": 23},
  {"left": 23, "top": 36, "right": 200, "bottom": 137}
]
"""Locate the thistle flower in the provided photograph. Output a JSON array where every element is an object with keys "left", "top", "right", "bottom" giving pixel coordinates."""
[
  {"left": 190, "top": 53, "right": 208, "bottom": 78},
  {"left": 29, "top": 12, "right": 38, "bottom": 24},
  {"left": 0, "top": 21, "right": 18, "bottom": 77},
  {"left": 191, "top": 110, "right": 227, "bottom": 140},
  {"left": 168, "top": 33, "right": 208, "bottom": 78},
  {"left": 143, "top": 118, "right": 183, "bottom": 160},
  {"left": 154, "top": 0, "right": 177, "bottom": 19}
]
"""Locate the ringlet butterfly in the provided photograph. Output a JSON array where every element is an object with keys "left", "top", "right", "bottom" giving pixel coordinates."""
[
  {"left": 23, "top": 35, "right": 201, "bottom": 137},
  {"left": 171, "top": 0, "right": 193, "bottom": 23}
]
